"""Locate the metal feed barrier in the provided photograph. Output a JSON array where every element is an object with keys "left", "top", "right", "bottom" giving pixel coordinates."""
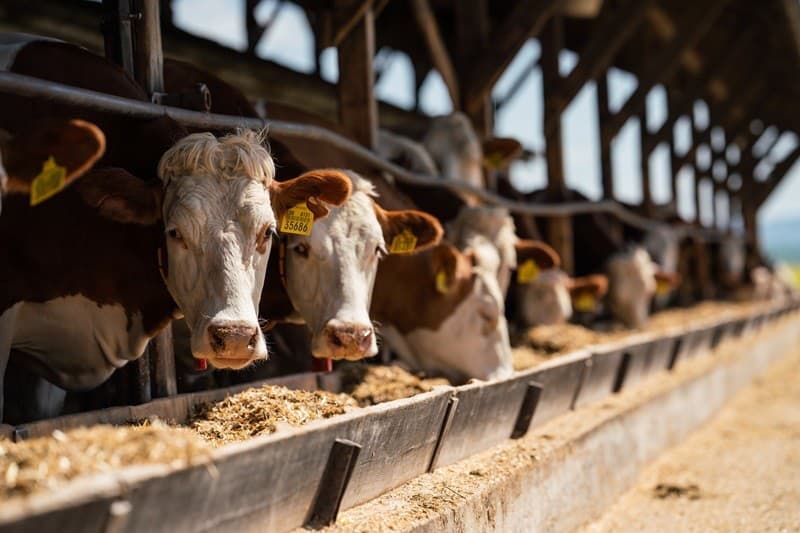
[{"left": 0, "top": 300, "right": 796, "bottom": 532}]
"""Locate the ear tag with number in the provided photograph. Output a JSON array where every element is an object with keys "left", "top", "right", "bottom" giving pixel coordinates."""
[
  {"left": 573, "top": 292, "right": 597, "bottom": 313},
  {"left": 280, "top": 202, "right": 314, "bottom": 236},
  {"left": 435, "top": 269, "right": 450, "bottom": 294},
  {"left": 656, "top": 279, "right": 670, "bottom": 296},
  {"left": 516, "top": 259, "right": 540, "bottom": 284},
  {"left": 389, "top": 229, "right": 417, "bottom": 254},
  {"left": 30, "top": 156, "right": 67, "bottom": 206}
]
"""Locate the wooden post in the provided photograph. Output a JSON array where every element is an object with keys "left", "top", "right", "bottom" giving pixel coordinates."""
[
  {"left": 741, "top": 174, "right": 759, "bottom": 250},
  {"left": 134, "top": 0, "right": 164, "bottom": 96},
  {"left": 667, "top": 89, "right": 680, "bottom": 207},
  {"left": 337, "top": 3, "right": 377, "bottom": 148},
  {"left": 639, "top": 111, "right": 653, "bottom": 214},
  {"left": 454, "top": 0, "right": 492, "bottom": 136},
  {"left": 410, "top": 0, "right": 459, "bottom": 107},
  {"left": 102, "top": 0, "right": 136, "bottom": 76},
  {"left": 598, "top": 72, "right": 614, "bottom": 199},
  {"left": 542, "top": 15, "right": 573, "bottom": 275}
]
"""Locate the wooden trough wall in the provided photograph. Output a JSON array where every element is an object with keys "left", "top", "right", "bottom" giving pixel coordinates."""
[{"left": 0, "top": 302, "right": 797, "bottom": 532}]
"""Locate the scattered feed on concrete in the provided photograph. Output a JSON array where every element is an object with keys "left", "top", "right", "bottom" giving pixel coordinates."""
[
  {"left": 338, "top": 365, "right": 449, "bottom": 407},
  {"left": 188, "top": 385, "right": 357, "bottom": 446},
  {"left": 0, "top": 422, "right": 210, "bottom": 501}
]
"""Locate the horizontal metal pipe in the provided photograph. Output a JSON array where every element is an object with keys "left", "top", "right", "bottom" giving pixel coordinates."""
[{"left": 0, "top": 70, "right": 711, "bottom": 235}]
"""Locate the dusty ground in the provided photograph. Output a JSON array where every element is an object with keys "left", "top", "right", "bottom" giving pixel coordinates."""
[{"left": 585, "top": 345, "right": 800, "bottom": 532}]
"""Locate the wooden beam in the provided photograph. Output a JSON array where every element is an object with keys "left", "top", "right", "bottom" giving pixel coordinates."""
[
  {"left": 245, "top": 0, "right": 284, "bottom": 55},
  {"left": 101, "top": 0, "right": 136, "bottom": 76},
  {"left": 331, "top": 0, "right": 374, "bottom": 47},
  {"left": 598, "top": 72, "right": 614, "bottom": 199},
  {"left": 667, "top": 88, "right": 680, "bottom": 204},
  {"left": 410, "top": 0, "right": 460, "bottom": 107},
  {"left": 134, "top": 0, "right": 164, "bottom": 95},
  {"left": 463, "top": 0, "right": 560, "bottom": 114},
  {"left": 545, "top": 0, "right": 655, "bottom": 137},
  {"left": 639, "top": 111, "right": 653, "bottom": 213},
  {"left": 453, "top": 0, "right": 492, "bottom": 136},
  {"left": 600, "top": 0, "right": 732, "bottom": 146},
  {"left": 756, "top": 145, "right": 800, "bottom": 205},
  {"left": 337, "top": 5, "right": 377, "bottom": 148}
]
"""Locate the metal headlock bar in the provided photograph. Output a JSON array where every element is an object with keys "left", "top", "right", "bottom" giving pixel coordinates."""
[{"left": 0, "top": 70, "right": 725, "bottom": 239}]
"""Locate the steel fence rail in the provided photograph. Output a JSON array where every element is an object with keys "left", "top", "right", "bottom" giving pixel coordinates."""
[{"left": 0, "top": 70, "right": 723, "bottom": 237}]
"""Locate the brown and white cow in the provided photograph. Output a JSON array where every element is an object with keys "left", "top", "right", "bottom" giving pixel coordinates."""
[{"left": 0, "top": 37, "right": 350, "bottom": 418}]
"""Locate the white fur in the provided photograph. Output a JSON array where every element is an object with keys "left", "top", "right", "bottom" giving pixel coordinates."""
[
  {"left": 423, "top": 112, "right": 484, "bottom": 188},
  {"left": 517, "top": 269, "right": 573, "bottom": 327},
  {"left": 283, "top": 173, "right": 381, "bottom": 359},
  {"left": 5, "top": 296, "right": 149, "bottom": 390},
  {"left": 606, "top": 247, "right": 657, "bottom": 328},
  {"left": 159, "top": 131, "right": 274, "bottom": 367},
  {"left": 447, "top": 206, "right": 518, "bottom": 293},
  {"left": 386, "top": 269, "right": 513, "bottom": 382}
]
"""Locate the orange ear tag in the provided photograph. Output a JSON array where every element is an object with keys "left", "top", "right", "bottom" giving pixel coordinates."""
[
  {"left": 30, "top": 156, "right": 67, "bottom": 206},
  {"left": 656, "top": 279, "right": 670, "bottom": 296},
  {"left": 280, "top": 202, "right": 314, "bottom": 236},
  {"left": 516, "top": 259, "right": 540, "bottom": 284},
  {"left": 389, "top": 229, "right": 417, "bottom": 254}
]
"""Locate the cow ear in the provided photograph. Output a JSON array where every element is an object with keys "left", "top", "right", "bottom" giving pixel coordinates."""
[
  {"left": 482, "top": 137, "right": 523, "bottom": 170},
  {"left": 270, "top": 169, "right": 352, "bottom": 221},
  {"left": 3, "top": 119, "right": 106, "bottom": 194},
  {"left": 516, "top": 239, "right": 561, "bottom": 270},
  {"left": 374, "top": 204, "right": 443, "bottom": 254},
  {"left": 654, "top": 269, "right": 681, "bottom": 295},
  {"left": 77, "top": 168, "right": 163, "bottom": 225},
  {"left": 567, "top": 274, "right": 609, "bottom": 298},
  {"left": 430, "top": 243, "right": 467, "bottom": 294}
]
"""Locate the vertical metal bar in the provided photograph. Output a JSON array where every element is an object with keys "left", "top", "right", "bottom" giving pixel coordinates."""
[{"left": 306, "top": 438, "right": 362, "bottom": 528}]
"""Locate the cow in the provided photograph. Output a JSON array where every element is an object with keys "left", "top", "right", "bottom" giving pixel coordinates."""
[
  {"left": 0, "top": 36, "right": 350, "bottom": 418},
  {"left": 0, "top": 119, "right": 105, "bottom": 212},
  {"left": 259, "top": 170, "right": 442, "bottom": 360}
]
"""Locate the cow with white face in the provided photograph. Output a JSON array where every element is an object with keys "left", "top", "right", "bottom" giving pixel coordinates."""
[
  {"left": 372, "top": 242, "right": 513, "bottom": 382},
  {"left": 605, "top": 247, "right": 658, "bottom": 328},
  {"left": 0, "top": 130, "right": 351, "bottom": 418},
  {"left": 261, "top": 170, "right": 442, "bottom": 361}
]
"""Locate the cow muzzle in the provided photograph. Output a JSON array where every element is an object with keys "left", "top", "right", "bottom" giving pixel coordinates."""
[
  {"left": 314, "top": 319, "right": 376, "bottom": 361},
  {"left": 205, "top": 320, "right": 266, "bottom": 369}
]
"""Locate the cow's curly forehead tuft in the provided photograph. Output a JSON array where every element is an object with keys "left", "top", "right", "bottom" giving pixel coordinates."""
[{"left": 158, "top": 129, "right": 275, "bottom": 186}]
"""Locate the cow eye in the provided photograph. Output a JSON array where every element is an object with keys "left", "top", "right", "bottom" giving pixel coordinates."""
[
  {"left": 256, "top": 225, "right": 277, "bottom": 254},
  {"left": 293, "top": 243, "right": 310, "bottom": 258},
  {"left": 167, "top": 228, "right": 183, "bottom": 241}
]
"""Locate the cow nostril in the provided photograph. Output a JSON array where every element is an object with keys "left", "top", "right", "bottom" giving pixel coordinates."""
[
  {"left": 248, "top": 332, "right": 258, "bottom": 351},
  {"left": 331, "top": 334, "right": 344, "bottom": 347},
  {"left": 209, "top": 327, "right": 226, "bottom": 352}
]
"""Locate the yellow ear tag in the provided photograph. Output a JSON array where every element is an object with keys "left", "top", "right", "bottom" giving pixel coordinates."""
[
  {"left": 485, "top": 152, "right": 505, "bottom": 170},
  {"left": 573, "top": 292, "right": 597, "bottom": 313},
  {"left": 435, "top": 269, "right": 450, "bottom": 294},
  {"left": 516, "top": 259, "right": 540, "bottom": 284},
  {"left": 30, "top": 156, "right": 67, "bottom": 206},
  {"left": 656, "top": 279, "right": 670, "bottom": 296},
  {"left": 280, "top": 202, "right": 314, "bottom": 236},
  {"left": 389, "top": 229, "right": 417, "bottom": 254}
]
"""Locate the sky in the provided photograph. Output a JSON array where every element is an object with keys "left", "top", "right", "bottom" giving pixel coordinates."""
[{"left": 172, "top": 0, "right": 800, "bottom": 226}]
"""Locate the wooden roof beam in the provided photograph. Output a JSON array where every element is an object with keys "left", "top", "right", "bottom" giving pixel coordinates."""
[
  {"left": 463, "top": 0, "right": 561, "bottom": 114},
  {"left": 756, "top": 144, "right": 800, "bottom": 205},
  {"left": 410, "top": 0, "right": 459, "bottom": 107},
  {"left": 545, "top": 0, "right": 655, "bottom": 136},
  {"left": 600, "top": 0, "right": 732, "bottom": 146}
]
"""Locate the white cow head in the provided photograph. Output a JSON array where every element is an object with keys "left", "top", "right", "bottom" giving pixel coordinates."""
[
  {"left": 373, "top": 243, "right": 513, "bottom": 382},
  {"left": 282, "top": 171, "right": 442, "bottom": 360},
  {"left": 447, "top": 205, "right": 518, "bottom": 293},
  {"left": 642, "top": 226, "right": 679, "bottom": 273},
  {"left": 422, "top": 112, "right": 523, "bottom": 188},
  {"left": 606, "top": 246, "right": 657, "bottom": 328},
  {"left": 156, "top": 133, "right": 352, "bottom": 369},
  {"left": 511, "top": 240, "right": 574, "bottom": 327},
  {"left": 0, "top": 119, "right": 106, "bottom": 213}
]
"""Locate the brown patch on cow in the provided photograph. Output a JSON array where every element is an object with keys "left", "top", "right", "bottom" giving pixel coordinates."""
[
  {"left": 374, "top": 203, "right": 443, "bottom": 254},
  {"left": 567, "top": 274, "right": 609, "bottom": 298},
  {"left": 482, "top": 137, "right": 523, "bottom": 170},
  {"left": 371, "top": 243, "right": 475, "bottom": 334},
  {"left": 76, "top": 168, "right": 163, "bottom": 226},
  {"left": 2, "top": 119, "right": 106, "bottom": 194},
  {"left": 270, "top": 169, "right": 352, "bottom": 221},
  {"left": 515, "top": 239, "right": 561, "bottom": 270}
]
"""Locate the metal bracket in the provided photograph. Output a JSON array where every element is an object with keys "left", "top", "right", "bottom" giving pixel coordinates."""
[
  {"left": 427, "top": 395, "right": 459, "bottom": 472},
  {"left": 305, "top": 438, "right": 362, "bottom": 528},
  {"left": 511, "top": 381, "right": 544, "bottom": 439},
  {"left": 12, "top": 427, "right": 28, "bottom": 442},
  {"left": 613, "top": 352, "right": 632, "bottom": 393},
  {"left": 103, "top": 499, "right": 132, "bottom": 533}
]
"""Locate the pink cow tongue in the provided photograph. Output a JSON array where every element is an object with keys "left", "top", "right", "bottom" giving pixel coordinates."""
[{"left": 312, "top": 357, "right": 333, "bottom": 373}]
